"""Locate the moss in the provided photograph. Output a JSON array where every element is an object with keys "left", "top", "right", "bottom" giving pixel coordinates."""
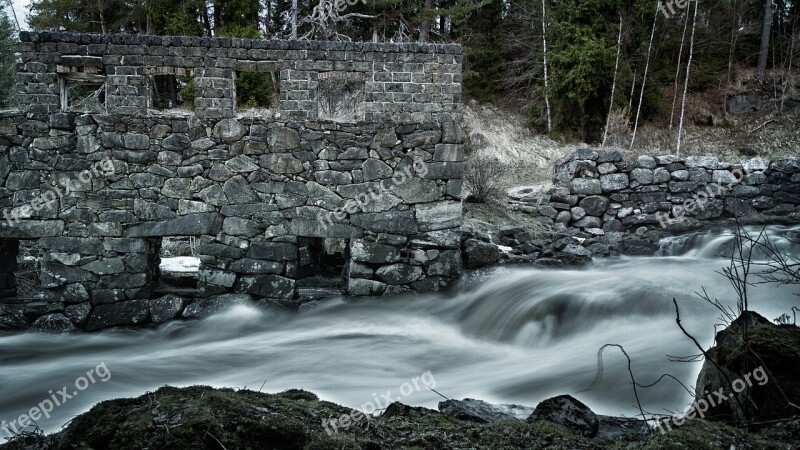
[
  {"left": 609, "top": 419, "right": 786, "bottom": 450},
  {"left": 2, "top": 386, "right": 798, "bottom": 450}
]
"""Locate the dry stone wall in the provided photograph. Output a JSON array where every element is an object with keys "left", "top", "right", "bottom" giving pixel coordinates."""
[
  {"left": 0, "top": 32, "right": 465, "bottom": 332},
  {"left": 540, "top": 149, "right": 800, "bottom": 233}
]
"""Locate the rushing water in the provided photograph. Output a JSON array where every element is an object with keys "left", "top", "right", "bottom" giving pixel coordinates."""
[{"left": 1, "top": 225, "right": 798, "bottom": 435}]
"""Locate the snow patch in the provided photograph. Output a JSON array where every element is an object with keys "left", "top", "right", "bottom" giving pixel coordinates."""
[{"left": 160, "top": 256, "right": 200, "bottom": 273}]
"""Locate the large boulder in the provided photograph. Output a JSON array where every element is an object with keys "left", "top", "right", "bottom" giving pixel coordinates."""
[
  {"left": 439, "top": 398, "right": 528, "bottom": 423},
  {"left": 579, "top": 196, "right": 610, "bottom": 216},
  {"left": 527, "top": 395, "right": 599, "bottom": 438},
  {"left": 149, "top": 295, "right": 186, "bottom": 323},
  {"left": 462, "top": 239, "right": 499, "bottom": 269},
  {"left": 212, "top": 118, "right": 247, "bottom": 143},
  {"left": 32, "top": 313, "right": 76, "bottom": 332},
  {"left": 86, "top": 300, "right": 150, "bottom": 330},
  {"left": 694, "top": 311, "right": 800, "bottom": 425}
]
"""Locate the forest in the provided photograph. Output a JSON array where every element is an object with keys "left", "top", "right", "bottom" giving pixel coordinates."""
[{"left": 0, "top": 0, "right": 797, "bottom": 143}]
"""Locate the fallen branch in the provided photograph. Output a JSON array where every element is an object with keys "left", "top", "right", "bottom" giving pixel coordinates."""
[
  {"left": 204, "top": 427, "right": 229, "bottom": 450},
  {"left": 672, "top": 298, "right": 748, "bottom": 423},
  {"left": 583, "top": 343, "right": 648, "bottom": 427},
  {"left": 429, "top": 387, "right": 451, "bottom": 401},
  {"left": 747, "top": 118, "right": 776, "bottom": 135}
]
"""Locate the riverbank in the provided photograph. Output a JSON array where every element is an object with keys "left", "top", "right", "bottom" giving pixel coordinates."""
[{"left": 2, "top": 383, "right": 798, "bottom": 449}]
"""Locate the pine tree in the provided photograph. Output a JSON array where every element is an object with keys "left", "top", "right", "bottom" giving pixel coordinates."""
[
  {"left": 0, "top": 8, "right": 14, "bottom": 108},
  {"left": 215, "top": 0, "right": 261, "bottom": 37},
  {"left": 462, "top": 0, "right": 504, "bottom": 102},
  {"left": 547, "top": 0, "right": 621, "bottom": 140},
  {"left": 28, "top": 0, "right": 134, "bottom": 33}
]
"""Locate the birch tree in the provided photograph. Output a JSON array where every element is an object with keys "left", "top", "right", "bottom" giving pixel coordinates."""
[
  {"left": 603, "top": 14, "right": 622, "bottom": 147},
  {"left": 677, "top": 0, "right": 699, "bottom": 157},
  {"left": 541, "top": 0, "right": 551, "bottom": 134},
  {"left": 291, "top": 0, "right": 298, "bottom": 39},
  {"left": 630, "top": 1, "right": 659, "bottom": 150},
  {"left": 670, "top": 9, "right": 690, "bottom": 129}
]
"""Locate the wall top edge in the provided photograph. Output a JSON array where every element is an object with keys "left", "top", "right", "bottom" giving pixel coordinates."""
[{"left": 18, "top": 32, "right": 463, "bottom": 55}]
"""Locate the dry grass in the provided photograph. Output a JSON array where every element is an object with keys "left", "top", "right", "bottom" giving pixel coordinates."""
[
  {"left": 602, "top": 107, "right": 632, "bottom": 149},
  {"left": 160, "top": 237, "right": 199, "bottom": 258},
  {"left": 463, "top": 101, "right": 584, "bottom": 186},
  {"left": 626, "top": 111, "right": 800, "bottom": 161},
  {"left": 623, "top": 67, "right": 800, "bottom": 160}
]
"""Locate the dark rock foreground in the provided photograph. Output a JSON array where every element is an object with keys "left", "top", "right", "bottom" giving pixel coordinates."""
[{"left": 2, "top": 384, "right": 799, "bottom": 450}]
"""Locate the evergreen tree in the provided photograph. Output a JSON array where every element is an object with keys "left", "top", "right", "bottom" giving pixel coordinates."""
[
  {"left": 462, "top": 0, "right": 504, "bottom": 102},
  {"left": 546, "top": 0, "right": 622, "bottom": 140},
  {"left": 129, "top": 0, "right": 209, "bottom": 36},
  {"left": 214, "top": 0, "right": 261, "bottom": 37},
  {"left": 28, "top": 0, "right": 135, "bottom": 33},
  {"left": 0, "top": 8, "right": 15, "bottom": 108}
]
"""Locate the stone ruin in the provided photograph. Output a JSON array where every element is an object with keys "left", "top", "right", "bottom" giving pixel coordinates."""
[{"left": 0, "top": 32, "right": 465, "bottom": 331}]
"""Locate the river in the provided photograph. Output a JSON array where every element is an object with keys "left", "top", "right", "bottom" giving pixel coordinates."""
[{"left": 1, "top": 224, "right": 798, "bottom": 434}]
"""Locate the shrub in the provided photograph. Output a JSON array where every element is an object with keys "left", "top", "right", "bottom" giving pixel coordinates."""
[
  {"left": 602, "top": 107, "right": 631, "bottom": 149},
  {"left": 464, "top": 156, "right": 507, "bottom": 203}
]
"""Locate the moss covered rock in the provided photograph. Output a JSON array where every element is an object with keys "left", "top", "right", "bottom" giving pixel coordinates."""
[{"left": 1, "top": 385, "right": 798, "bottom": 450}]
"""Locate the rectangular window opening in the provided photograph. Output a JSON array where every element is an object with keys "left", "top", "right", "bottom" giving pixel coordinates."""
[
  {"left": 148, "top": 74, "right": 195, "bottom": 112},
  {"left": 0, "top": 239, "right": 41, "bottom": 301},
  {"left": 60, "top": 77, "right": 106, "bottom": 113},
  {"left": 58, "top": 59, "right": 107, "bottom": 113},
  {"left": 154, "top": 237, "right": 200, "bottom": 297},
  {"left": 317, "top": 76, "right": 365, "bottom": 122},
  {"left": 297, "top": 238, "right": 348, "bottom": 301},
  {"left": 235, "top": 71, "right": 278, "bottom": 112},
  {"left": 298, "top": 238, "right": 348, "bottom": 279}
]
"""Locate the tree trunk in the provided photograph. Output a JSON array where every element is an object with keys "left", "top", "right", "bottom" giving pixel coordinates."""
[
  {"left": 96, "top": 0, "right": 107, "bottom": 33},
  {"left": 677, "top": 0, "right": 699, "bottom": 157},
  {"left": 199, "top": 1, "right": 211, "bottom": 36},
  {"left": 603, "top": 15, "right": 623, "bottom": 147},
  {"left": 6, "top": 0, "right": 21, "bottom": 31},
  {"left": 265, "top": 0, "right": 272, "bottom": 38},
  {"left": 291, "top": 0, "right": 298, "bottom": 39},
  {"left": 419, "top": 0, "right": 433, "bottom": 42},
  {"left": 670, "top": 9, "right": 690, "bottom": 129},
  {"left": 541, "top": 0, "right": 552, "bottom": 134},
  {"left": 214, "top": 1, "right": 222, "bottom": 34},
  {"left": 723, "top": 0, "right": 740, "bottom": 116},
  {"left": 780, "top": 19, "right": 797, "bottom": 112},
  {"left": 756, "top": 0, "right": 773, "bottom": 84},
  {"left": 630, "top": 2, "right": 659, "bottom": 151}
]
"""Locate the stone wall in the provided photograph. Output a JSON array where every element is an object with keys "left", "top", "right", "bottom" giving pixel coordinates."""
[
  {"left": 0, "top": 32, "right": 465, "bottom": 332},
  {"left": 14, "top": 31, "right": 462, "bottom": 121},
  {"left": 541, "top": 149, "right": 800, "bottom": 233}
]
